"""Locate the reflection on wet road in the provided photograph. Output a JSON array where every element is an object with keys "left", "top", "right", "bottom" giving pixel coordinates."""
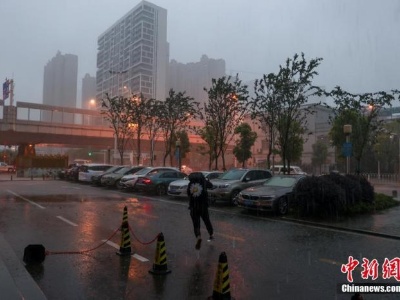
[{"left": 1, "top": 180, "right": 400, "bottom": 299}]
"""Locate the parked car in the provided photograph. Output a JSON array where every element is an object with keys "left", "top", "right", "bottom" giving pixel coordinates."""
[
  {"left": 208, "top": 168, "right": 272, "bottom": 205},
  {"left": 66, "top": 165, "right": 81, "bottom": 181},
  {"left": 101, "top": 165, "right": 144, "bottom": 188},
  {"left": 119, "top": 166, "right": 178, "bottom": 190},
  {"left": 167, "top": 171, "right": 224, "bottom": 198},
  {"left": 78, "top": 163, "right": 114, "bottom": 183},
  {"left": 91, "top": 165, "right": 125, "bottom": 186},
  {"left": 0, "top": 162, "right": 16, "bottom": 173},
  {"left": 237, "top": 174, "right": 306, "bottom": 215},
  {"left": 272, "top": 165, "right": 307, "bottom": 175},
  {"left": 135, "top": 169, "right": 186, "bottom": 196}
]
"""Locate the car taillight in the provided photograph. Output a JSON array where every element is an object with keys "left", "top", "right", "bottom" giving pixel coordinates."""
[{"left": 142, "top": 178, "right": 152, "bottom": 184}]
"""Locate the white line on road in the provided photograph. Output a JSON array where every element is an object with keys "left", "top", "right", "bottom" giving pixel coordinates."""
[
  {"left": 102, "top": 240, "right": 149, "bottom": 262},
  {"left": 6, "top": 190, "right": 46, "bottom": 209},
  {"left": 56, "top": 216, "right": 78, "bottom": 226}
]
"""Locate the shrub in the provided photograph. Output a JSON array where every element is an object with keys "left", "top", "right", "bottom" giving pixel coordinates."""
[
  {"left": 292, "top": 173, "right": 376, "bottom": 219},
  {"left": 292, "top": 175, "right": 346, "bottom": 218}
]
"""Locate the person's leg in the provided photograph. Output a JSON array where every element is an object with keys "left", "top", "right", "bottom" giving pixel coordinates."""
[
  {"left": 190, "top": 209, "right": 202, "bottom": 249},
  {"left": 201, "top": 207, "right": 214, "bottom": 239},
  {"left": 190, "top": 209, "right": 201, "bottom": 237}
]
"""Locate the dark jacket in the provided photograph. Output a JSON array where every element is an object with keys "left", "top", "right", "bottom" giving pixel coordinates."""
[{"left": 187, "top": 172, "right": 213, "bottom": 210}]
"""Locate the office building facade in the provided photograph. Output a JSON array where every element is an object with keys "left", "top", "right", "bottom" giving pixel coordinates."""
[
  {"left": 96, "top": 1, "right": 168, "bottom": 101},
  {"left": 81, "top": 73, "right": 97, "bottom": 109},
  {"left": 42, "top": 51, "right": 78, "bottom": 123},
  {"left": 168, "top": 55, "right": 226, "bottom": 105}
]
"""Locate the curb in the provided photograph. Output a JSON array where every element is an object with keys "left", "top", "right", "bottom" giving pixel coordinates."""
[
  {"left": 280, "top": 217, "right": 400, "bottom": 241},
  {"left": 0, "top": 234, "right": 47, "bottom": 300}
]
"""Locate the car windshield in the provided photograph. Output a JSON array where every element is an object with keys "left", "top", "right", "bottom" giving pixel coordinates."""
[
  {"left": 135, "top": 167, "right": 154, "bottom": 175},
  {"left": 264, "top": 176, "right": 297, "bottom": 187},
  {"left": 219, "top": 169, "right": 247, "bottom": 180},
  {"left": 115, "top": 167, "right": 131, "bottom": 174}
]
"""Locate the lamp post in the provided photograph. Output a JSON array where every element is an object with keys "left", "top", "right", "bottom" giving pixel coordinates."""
[
  {"left": 390, "top": 134, "right": 400, "bottom": 180},
  {"left": 343, "top": 124, "right": 352, "bottom": 174},
  {"left": 176, "top": 139, "right": 181, "bottom": 171}
]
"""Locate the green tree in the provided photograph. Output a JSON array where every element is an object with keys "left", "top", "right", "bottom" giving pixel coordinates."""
[
  {"left": 100, "top": 94, "right": 134, "bottom": 164},
  {"left": 125, "top": 93, "right": 154, "bottom": 165},
  {"left": 248, "top": 73, "right": 280, "bottom": 169},
  {"left": 158, "top": 89, "right": 200, "bottom": 167},
  {"left": 198, "top": 124, "right": 218, "bottom": 170},
  {"left": 233, "top": 123, "right": 257, "bottom": 167},
  {"left": 203, "top": 75, "right": 249, "bottom": 170},
  {"left": 311, "top": 139, "right": 328, "bottom": 174},
  {"left": 327, "top": 87, "right": 397, "bottom": 173},
  {"left": 273, "top": 53, "right": 322, "bottom": 171}
]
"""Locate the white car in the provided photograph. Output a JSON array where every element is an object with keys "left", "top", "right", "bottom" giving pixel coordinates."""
[
  {"left": 119, "top": 166, "right": 178, "bottom": 190},
  {"left": 0, "top": 162, "right": 16, "bottom": 173},
  {"left": 78, "top": 163, "right": 114, "bottom": 182},
  {"left": 167, "top": 171, "right": 223, "bottom": 198}
]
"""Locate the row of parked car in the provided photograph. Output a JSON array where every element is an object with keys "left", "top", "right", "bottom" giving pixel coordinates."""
[{"left": 60, "top": 163, "right": 307, "bottom": 215}]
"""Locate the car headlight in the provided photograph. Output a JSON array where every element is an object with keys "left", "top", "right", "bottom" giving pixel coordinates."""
[
  {"left": 220, "top": 184, "right": 230, "bottom": 188},
  {"left": 179, "top": 185, "right": 188, "bottom": 190}
]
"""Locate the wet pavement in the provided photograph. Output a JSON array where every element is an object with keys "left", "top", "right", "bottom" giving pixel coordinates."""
[{"left": 1, "top": 174, "right": 400, "bottom": 299}]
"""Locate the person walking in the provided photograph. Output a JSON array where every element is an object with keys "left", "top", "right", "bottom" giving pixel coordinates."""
[{"left": 187, "top": 172, "right": 214, "bottom": 250}]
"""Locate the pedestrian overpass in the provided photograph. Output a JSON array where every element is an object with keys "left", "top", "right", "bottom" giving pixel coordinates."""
[{"left": 0, "top": 100, "right": 115, "bottom": 148}]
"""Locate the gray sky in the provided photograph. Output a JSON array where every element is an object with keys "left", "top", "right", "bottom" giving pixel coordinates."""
[{"left": 1, "top": 0, "right": 399, "bottom": 106}]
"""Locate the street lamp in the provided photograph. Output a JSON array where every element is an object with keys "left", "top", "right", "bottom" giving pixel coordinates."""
[
  {"left": 390, "top": 134, "right": 400, "bottom": 180},
  {"left": 343, "top": 124, "right": 352, "bottom": 174},
  {"left": 176, "top": 139, "right": 181, "bottom": 171}
]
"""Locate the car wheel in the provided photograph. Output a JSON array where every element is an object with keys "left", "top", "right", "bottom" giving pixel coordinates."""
[
  {"left": 231, "top": 190, "right": 240, "bottom": 206},
  {"left": 157, "top": 185, "right": 167, "bottom": 196},
  {"left": 276, "top": 197, "right": 288, "bottom": 215}
]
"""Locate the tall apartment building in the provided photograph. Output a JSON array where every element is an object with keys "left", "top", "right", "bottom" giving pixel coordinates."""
[
  {"left": 81, "top": 73, "right": 97, "bottom": 109},
  {"left": 96, "top": 1, "right": 168, "bottom": 101},
  {"left": 168, "top": 55, "right": 226, "bottom": 105},
  {"left": 42, "top": 51, "right": 78, "bottom": 123}
]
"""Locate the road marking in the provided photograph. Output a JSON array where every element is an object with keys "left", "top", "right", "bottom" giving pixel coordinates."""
[
  {"left": 132, "top": 254, "right": 149, "bottom": 262},
  {"left": 6, "top": 190, "right": 46, "bottom": 209},
  {"left": 103, "top": 240, "right": 119, "bottom": 249},
  {"left": 57, "top": 216, "right": 78, "bottom": 226},
  {"left": 102, "top": 240, "right": 149, "bottom": 262}
]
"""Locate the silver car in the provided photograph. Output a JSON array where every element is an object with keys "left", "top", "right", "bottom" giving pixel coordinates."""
[
  {"left": 208, "top": 168, "right": 272, "bottom": 205},
  {"left": 167, "top": 171, "right": 223, "bottom": 198},
  {"left": 237, "top": 174, "right": 306, "bottom": 215},
  {"left": 119, "top": 166, "right": 178, "bottom": 190}
]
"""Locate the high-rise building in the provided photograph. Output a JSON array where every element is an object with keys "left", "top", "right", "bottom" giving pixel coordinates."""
[
  {"left": 96, "top": 1, "right": 168, "bottom": 101},
  {"left": 168, "top": 55, "right": 226, "bottom": 105},
  {"left": 42, "top": 51, "right": 78, "bottom": 123},
  {"left": 81, "top": 73, "right": 97, "bottom": 109}
]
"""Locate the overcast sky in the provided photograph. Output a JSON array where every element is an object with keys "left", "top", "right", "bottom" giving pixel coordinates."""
[{"left": 1, "top": 0, "right": 399, "bottom": 106}]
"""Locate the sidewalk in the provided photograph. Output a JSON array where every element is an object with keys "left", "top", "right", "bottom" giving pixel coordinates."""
[{"left": 0, "top": 234, "right": 47, "bottom": 300}]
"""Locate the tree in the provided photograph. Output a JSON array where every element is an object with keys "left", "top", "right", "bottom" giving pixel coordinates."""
[
  {"left": 100, "top": 94, "right": 134, "bottom": 164},
  {"left": 248, "top": 73, "right": 280, "bottom": 169},
  {"left": 198, "top": 124, "right": 218, "bottom": 170},
  {"left": 158, "top": 89, "right": 200, "bottom": 166},
  {"left": 233, "top": 123, "right": 257, "bottom": 167},
  {"left": 327, "top": 87, "right": 397, "bottom": 173},
  {"left": 311, "top": 139, "right": 328, "bottom": 174},
  {"left": 272, "top": 53, "right": 322, "bottom": 171},
  {"left": 247, "top": 53, "right": 322, "bottom": 172},
  {"left": 203, "top": 75, "right": 249, "bottom": 170},
  {"left": 125, "top": 93, "right": 153, "bottom": 165}
]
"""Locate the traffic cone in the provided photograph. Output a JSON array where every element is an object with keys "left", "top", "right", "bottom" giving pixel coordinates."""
[
  {"left": 208, "top": 252, "right": 234, "bottom": 300},
  {"left": 116, "top": 206, "right": 132, "bottom": 256},
  {"left": 148, "top": 232, "right": 171, "bottom": 275}
]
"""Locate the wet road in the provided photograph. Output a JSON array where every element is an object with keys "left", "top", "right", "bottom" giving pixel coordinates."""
[{"left": 1, "top": 178, "right": 400, "bottom": 299}]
